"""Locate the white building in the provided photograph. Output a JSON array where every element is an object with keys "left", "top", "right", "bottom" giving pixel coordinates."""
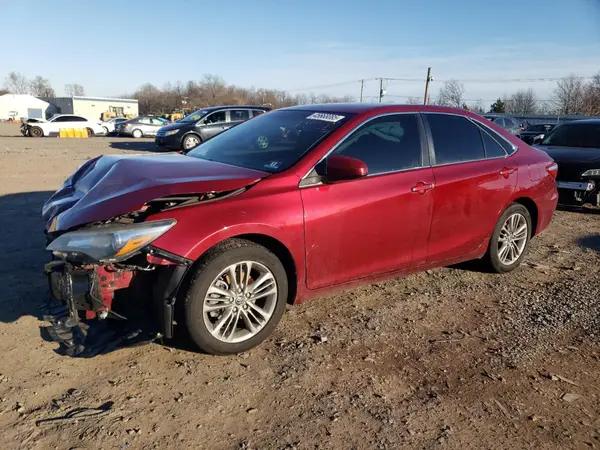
[
  {"left": 0, "top": 94, "right": 50, "bottom": 120},
  {"left": 46, "top": 96, "right": 139, "bottom": 121}
]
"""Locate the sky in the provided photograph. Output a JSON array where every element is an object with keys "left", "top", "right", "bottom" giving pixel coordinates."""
[{"left": 2, "top": 0, "right": 600, "bottom": 108}]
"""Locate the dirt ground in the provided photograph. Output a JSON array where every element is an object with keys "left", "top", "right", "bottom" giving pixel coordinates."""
[{"left": 0, "top": 122, "right": 598, "bottom": 450}]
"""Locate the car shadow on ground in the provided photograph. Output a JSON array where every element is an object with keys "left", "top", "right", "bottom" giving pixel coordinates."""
[
  {"left": 108, "top": 140, "right": 174, "bottom": 153},
  {"left": 577, "top": 234, "right": 600, "bottom": 253},
  {"left": 0, "top": 191, "right": 53, "bottom": 323}
]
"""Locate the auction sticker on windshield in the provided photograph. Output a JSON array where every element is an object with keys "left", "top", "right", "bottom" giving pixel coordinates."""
[{"left": 306, "top": 113, "right": 346, "bottom": 123}]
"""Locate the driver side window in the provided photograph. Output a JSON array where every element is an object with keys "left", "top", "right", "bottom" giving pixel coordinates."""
[
  {"left": 204, "top": 111, "right": 226, "bottom": 125},
  {"left": 318, "top": 114, "right": 423, "bottom": 176}
]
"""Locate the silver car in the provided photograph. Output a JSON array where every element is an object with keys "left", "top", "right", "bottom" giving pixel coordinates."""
[
  {"left": 115, "top": 116, "right": 166, "bottom": 138},
  {"left": 483, "top": 114, "right": 523, "bottom": 137}
]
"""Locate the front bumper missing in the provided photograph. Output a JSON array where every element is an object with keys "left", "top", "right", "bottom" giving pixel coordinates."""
[
  {"left": 41, "top": 249, "right": 192, "bottom": 357},
  {"left": 42, "top": 260, "right": 161, "bottom": 357}
]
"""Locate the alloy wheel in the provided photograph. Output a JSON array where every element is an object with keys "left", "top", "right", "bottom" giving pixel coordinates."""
[
  {"left": 497, "top": 213, "right": 528, "bottom": 265},
  {"left": 184, "top": 135, "right": 200, "bottom": 149},
  {"left": 203, "top": 261, "right": 278, "bottom": 343}
]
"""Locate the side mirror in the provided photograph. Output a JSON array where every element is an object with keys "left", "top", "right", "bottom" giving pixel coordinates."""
[{"left": 326, "top": 155, "right": 368, "bottom": 182}]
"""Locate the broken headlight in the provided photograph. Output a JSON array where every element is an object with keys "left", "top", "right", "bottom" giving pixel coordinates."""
[{"left": 47, "top": 219, "right": 176, "bottom": 262}]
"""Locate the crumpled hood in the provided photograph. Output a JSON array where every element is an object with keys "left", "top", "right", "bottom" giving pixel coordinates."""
[
  {"left": 535, "top": 145, "right": 600, "bottom": 164},
  {"left": 42, "top": 154, "right": 268, "bottom": 232}
]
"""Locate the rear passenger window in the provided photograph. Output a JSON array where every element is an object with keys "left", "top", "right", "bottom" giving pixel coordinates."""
[
  {"left": 329, "top": 113, "right": 422, "bottom": 175},
  {"left": 230, "top": 110, "right": 250, "bottom": 121},
  {"left": 479, "top": 128, "right": 507, "bottom": 158},
  {"left": 426, "top": 114, "right": 485, "bottom": 165}
]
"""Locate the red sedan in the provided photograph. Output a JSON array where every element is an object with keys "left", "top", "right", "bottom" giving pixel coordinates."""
[{"left": 43, "top": 104, "right": 558, "bottom": 355}]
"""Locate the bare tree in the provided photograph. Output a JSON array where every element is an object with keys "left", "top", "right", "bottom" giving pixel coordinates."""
[
  {"left": 4, "top": 71, "right": 29, "bottom": 94},
  {"left": 437, "top": 80, "right": 465, "bottom": 108},
  {"left": 65, "top": 83, "right": 85, "bottom": 96},
  {"left": 505, "top": 89, "right": 538, "bottom": 114},
  {"left": 581, "top": 72, "right": 600, "bottom": 116},
  {"left": 469, "top": 99, "right": 486, "bottom": 114},
  {"left": 551, "top": 75, "right": 584, "bottom": 114},
  {"left": 29, "top": 76, "right": 55, "bottom": 97},
  {"left": 406, "top": 96, "right": 421, "bottom": 105}
]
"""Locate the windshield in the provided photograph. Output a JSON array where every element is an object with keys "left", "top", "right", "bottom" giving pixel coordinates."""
[
  {"left": 187, "top": 109, "right": 354, "bottom": 173},
  {"left": 542, "top": 122, "right": 600, "bottom": 148},
  {"left": 181, "top": 109, "right": 210, "bottom": 122}
]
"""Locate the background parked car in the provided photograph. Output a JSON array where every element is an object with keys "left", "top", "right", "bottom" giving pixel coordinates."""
[
  {"left": 155, "top": 105, "right": 270, "bottom": 150},
  {"left": 483, "top": 114, "right": 524, "bottom": 137},
  {"left": 101, "top": 117, "right": 129, "bottom": 136},
  {"left": 25, "top": 114, "right": 105, "bottom": 137},
  {"left": 534, "top": 119, "right": 600, "bottom": 207},
  {"left": 520, "top": 123, "right": 555, "bottom": 145},
  {"left": 115, "top": 116, "right": 167, "bottom": 138}
]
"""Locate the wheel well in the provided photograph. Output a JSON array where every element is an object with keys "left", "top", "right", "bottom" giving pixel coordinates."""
[
  {"left": 227, "top": 234, "right": 297, "bottom": 305},
  {"left": 513, "top": 197, "right": 538, "bottom": 236}
]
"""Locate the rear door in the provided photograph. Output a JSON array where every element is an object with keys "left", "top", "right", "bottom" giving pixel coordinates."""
[
  {"left": 301, "top": 113, "right": 435, "bottom": 289},
  {"left": 228, "top": 109, "right": 251, "bottom": 128},
  {"left": 422, "top": 113, "right": 518, "bottom": 264}
]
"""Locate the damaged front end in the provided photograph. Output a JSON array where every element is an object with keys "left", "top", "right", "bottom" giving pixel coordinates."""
[
  {"left": 42, "top": 190, "right": 242, "bottom": 357},
  {"left": 42, "top": 217, "right": 191, "bottom": 356}
]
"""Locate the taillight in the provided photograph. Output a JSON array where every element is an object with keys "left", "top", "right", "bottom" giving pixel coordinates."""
[{"left": 546, "top": 162, "right": 558, "bottom": 178}]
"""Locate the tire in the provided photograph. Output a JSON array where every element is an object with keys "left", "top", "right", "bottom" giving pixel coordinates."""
[
  {"left": 102, "top": 126, "right": 109, "bottom": 135},
  {"left": 485, "top": 203, "right": 532, "bottom": 273},
  {"left": 132, "top": 129, "right": 143, "bottom": 138},
  {"left": 182, "top": 134, "right": 201, "bottom": 150},
  {"left": 29, "top": 126, "right": 43, "bottom": 137},
  {"left": 181, "top": 239, "right": 288, "bottom": 355},
  {"left": 86, "top": 128, "right": 94, "bottom": 137}
]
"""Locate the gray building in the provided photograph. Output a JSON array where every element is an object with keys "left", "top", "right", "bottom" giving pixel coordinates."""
[{"left": 46, "top": 96, "right": 139, "bottom": 120}]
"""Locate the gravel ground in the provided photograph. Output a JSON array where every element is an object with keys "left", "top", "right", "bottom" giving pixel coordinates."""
[{"left": 0, "top": 123, "right": 598, "bottom": 450}]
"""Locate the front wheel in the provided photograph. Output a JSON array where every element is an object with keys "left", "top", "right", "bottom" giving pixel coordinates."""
[
  {"left": 485, "top": 203, "right": 532, "bottom": 273},
  {"left": 182, "top": 134, "right": 201, "bottom": 150},
  {"left": 181, "top": 239, "right": 288, "bottom": 355},
  {"left": 29, "top": 126, "right": 43, "bottom": 137},
  {"left": 132, "top": 129, "right": 143, "bottom": 138}
]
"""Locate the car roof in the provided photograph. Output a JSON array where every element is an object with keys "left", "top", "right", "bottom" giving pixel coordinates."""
[
  {"left": 558, "top": 119, "right": 600, "bottom": 125},
  {"left": 279, "top": 103, "right": 478, "bottom": 116},
  {"left": 199, "top": 105, "right": 272, "bottom": 112}
]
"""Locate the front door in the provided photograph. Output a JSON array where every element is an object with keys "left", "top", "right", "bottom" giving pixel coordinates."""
[
  {"left": 198, "top": 110, "right": 228, "bottom": 140},
  {"left": 300, "top": 113, "right": 435, "bottom": 289},
  {"left": 422, "top": 113, "right": 518, "bottom": 264}
]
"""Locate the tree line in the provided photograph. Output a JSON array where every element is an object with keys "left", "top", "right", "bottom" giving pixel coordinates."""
[
  {"left": 3, "top": 70, "right": 600, "bottom": 116},
  {"left": 1, "top": 71, "right": 84, "bottom": 98},
  {"left": 436, "top": 72, "right": 600, "bottom": 116}
]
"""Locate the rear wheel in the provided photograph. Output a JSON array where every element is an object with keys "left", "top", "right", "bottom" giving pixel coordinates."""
[
  {"left": 29, "top": 126, "right": 43, "bottom": 137},
  {"left": 132, "top": 129, "right": 143, "bottom": 138},
  {"left": 181, "top": 239, "right": 288, "bottom": 355},
  {"left": 485, "top": 203, "right": 532, "bottom": 273},
  {"left": 86, "top": 128, "right": 94, "bottom": 137}
]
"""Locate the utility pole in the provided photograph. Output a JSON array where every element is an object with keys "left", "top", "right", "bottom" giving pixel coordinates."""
[
  {"left": 424, "top": 67, "right": 433, "bottom": 105},
  {"left": 378, "top": 78, "right": 384, "bottom": 103},
  {"left": 359, "top": 79, "right": 364, "bottom": 103}
]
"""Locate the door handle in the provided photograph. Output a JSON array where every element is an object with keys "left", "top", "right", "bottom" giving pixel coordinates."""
[
  {"left": 499, "top": 167, "right": 516, "bottom": 178},
  {"left": 411, "top": 181, "right": 434, "bottom": 195}
]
